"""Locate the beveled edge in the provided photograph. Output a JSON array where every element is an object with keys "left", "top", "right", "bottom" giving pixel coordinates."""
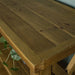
[{"left": 39, "top": 38, "right": 75, "bottom": 69}]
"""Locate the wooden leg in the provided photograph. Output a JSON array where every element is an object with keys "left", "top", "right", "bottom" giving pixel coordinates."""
[
  {"left": 30, "top": 70, "right": 40, "bottom": 75},
  {"left": 30, "top": 66, "right": 51, "bottom": 75},
  {"left": 66, "top": 55, "right": 75, "bottom": 75}
]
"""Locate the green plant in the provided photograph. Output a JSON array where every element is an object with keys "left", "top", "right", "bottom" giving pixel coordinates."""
[{"left": 0, "top": 36, "right": 21, "bottom": 71}]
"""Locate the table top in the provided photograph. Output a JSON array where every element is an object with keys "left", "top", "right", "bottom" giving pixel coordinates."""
[{"left": 0, "top": 0, "right": 75, "bottom": 71}]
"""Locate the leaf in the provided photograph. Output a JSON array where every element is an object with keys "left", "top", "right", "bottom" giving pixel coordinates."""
[
  {"left": 4, "top": 41, "right": 8, "bottom": 48},
  {"left": 10, "top": 49, "right": 17, "bottom": 55},
  {"left": 4, "top": 41, "right": 8, "bottom": 44},
  {"left": 11, "top": 68, "right": 19, "bottom": 71},
  {"left": 0, "top": 37, "right": 5, "bottom": 43},
  {"left": 10, "top": 49, "right": 21, "bottom": 61},
  {"left": 0, "top": 36, "right": 8, "bottom": 48},
  {"left": 3, "top": 62, "right": 8, "bottom": 67},
  {"left": 9, "top": 45, "right": 12, "bottom": 49},
  {"left": 11, "top": 55, "right": 21, "bottom": 61}
]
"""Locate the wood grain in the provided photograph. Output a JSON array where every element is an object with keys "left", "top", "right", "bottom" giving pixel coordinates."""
[
  {"left": 3, "top": 0, "right": 74, "bottom": 37},
  {"left": 0, "top": 0, "right": 71, "bottom": 44},
  {"left": 0, "top": 0, "right": 75, "bottom": 72}
]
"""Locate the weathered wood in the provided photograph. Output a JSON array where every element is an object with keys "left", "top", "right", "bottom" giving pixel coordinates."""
[
  {"left": 0, "top": 0, "right": 75, "bottom": 74},
  {"left": 2, "top": 0, "right": 74, "bottom": 37},
  {"left": 66, "top": 55, "right": 75, "bottom": 75},
  {"left": 0, "top": 0, "right": 72, "bottom": 45}
]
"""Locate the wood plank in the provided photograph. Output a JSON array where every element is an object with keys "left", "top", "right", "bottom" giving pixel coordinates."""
[
  {"left": 0, "top": 0, "right": 75, "bottom": 71},
  {"left": 0, "top": 0, "right": 60, "bottom": 45},
  {"left": 2, "top": 0, "right": 74, "bottom": 37},
  {"left": 35, "top": 0, "right": 75, "bottom": 15},
  {"left": 41, "top": 0, "right": 75, "bottom": 36},
  {"left": 0, "top": 43, "right": 30, "bottom": 75},
  {"left": 66, "top": 55, "right": 75, "bottom": 75},
  {"left": 0, "top": 3, "right": 55, "bottom": 54},
  {"left": 52, "top": 64, "right": 67, "bottom": 75},
  {"left": 0, "top": 0, "right": 72, "bottom": 45},
  {"left": 39, "top": 38, "right": 75, "bottom": 69},
  {"left": 0, "top": 3, "right": 55, "bottom": 71},
  {"left": 32, "top": 0, "right": 75, "bottom": 36},
  {"left": 41, "top": 27, "right": 72, "bottom": 44},
  {"left": 0, "top": 0, "right": 53, "bottom": 30},
  {"left": 48, "top": 0, "right": 75, "bottom": 13},
  {"left": 25, "top": 0, "right": 75, "bottom": 37}
]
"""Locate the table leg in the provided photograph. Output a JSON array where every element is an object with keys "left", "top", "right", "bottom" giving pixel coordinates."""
[
  {"left": 30, "top": 70, "right": 40, "bottom": 75},
  {"left": 30, "top": 66, "right": 51, "bottom": 75}
]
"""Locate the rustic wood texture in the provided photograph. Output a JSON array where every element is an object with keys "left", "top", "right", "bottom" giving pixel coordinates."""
[{"left": 0, "top": 0, "right": 75, "bottom": 73}]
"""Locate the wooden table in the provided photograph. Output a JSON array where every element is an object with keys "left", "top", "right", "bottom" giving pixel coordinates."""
[{"left": 0, "top": 0, "right": 75, "bottom": 75}]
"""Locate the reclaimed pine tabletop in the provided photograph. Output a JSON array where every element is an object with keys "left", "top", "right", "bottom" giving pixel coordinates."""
[{"left": 0, "top": 0, "right": 75, "bottom": 75}]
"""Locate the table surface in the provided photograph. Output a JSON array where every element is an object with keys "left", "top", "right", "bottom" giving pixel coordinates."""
[{"left": 0, "top": 0, "right": 75, "bottom": 71}]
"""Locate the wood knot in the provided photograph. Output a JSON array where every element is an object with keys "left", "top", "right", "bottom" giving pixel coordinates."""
[
  {"left": 60, "top": 26, "right": 64, "bottom": 29},
  {"left": 40, "top": 30, "right": 43, "bottom": 32},
  {"left": 54, "top": 26, "right": 58, "bottom": 29},
  {"left": 64, "top": 23, "right": 70, "bottom": 26}
]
